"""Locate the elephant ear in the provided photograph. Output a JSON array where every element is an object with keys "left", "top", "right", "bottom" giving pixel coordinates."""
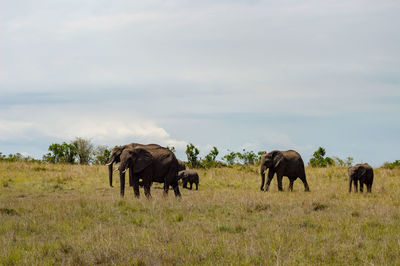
[
  {"left": 132, "top": 148, "right": 153, "bottom": 173},
  {"left": 357, "top": 165, "right": 367, "bottom": 176},
  {"left": 273, "top": 151, "right": 284, "bottom": 169}
]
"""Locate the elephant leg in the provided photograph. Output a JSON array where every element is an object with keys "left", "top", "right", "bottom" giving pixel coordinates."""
[
  {"left": 289, "top": 179, "right": 294, "bottom": 191},
  {"left": 195, "top": 182, "right": 198, "bottom": 190},
  {"left": 133, "top": 179, "right": 140, "bottom": 198},
  {"left": 260, "top": 174, "right": 265, "bottom": 191},
  {"left": 189, "top": 182, "right": 193, "bottom": 190},
  {"left": 277, "top": 175, "right": 283, "bottom": 191},
  {"left": 172, "top": 180, "right": 181, "bottom": 198},
  {"left": 183, "top": 180, "right": 187, "bottom": 189},
  {"left": 265, "top": 171, "right": 274, "bottom": 192},
  {"left": 143, "top": 181, "right": 151, "bottom": 199},
  {"left": 359, "top": 181, "right": 364, "bottom": 193},
  {"left": 120, "top": 171, "right": 125, "bottom": 197},
  {"left": 299, "top": 174, "right": 310, "bottom": 192},
  {"left": 163, "top": 181, "right": 169, "bottom": 196},
  {"left": 349, "top": 178, "right": 352, "bottom": 193},
  {"left": 129, "top": 168, "right": 133, "bottom": 187},
  {"left": 353, "top": 180, "right": 358, "bottom": 193},
  {"left": 367, "top": 184, "right": 372, "bottom": 193}
]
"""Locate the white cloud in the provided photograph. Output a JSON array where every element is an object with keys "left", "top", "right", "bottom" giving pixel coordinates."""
[
  {"left": 0, "top": 104, "right": 187, "bottom": 151},
  {"left": 0, "top": 120, "right": 34, "bottom": 141}
]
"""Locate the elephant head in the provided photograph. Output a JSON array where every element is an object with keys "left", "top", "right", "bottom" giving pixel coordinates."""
[
  {"left": 177, "top": 160, "right": 186, "bottom": 171},
  {"left": 260, "top": 151, "right": 284, "bottom": 191},
  {"left": 106, "top": 145, "right": 126, "bottom": 187},
  {"left": 118, "top": 147, "right": 154, "bottom": 174},
  {"left": 177, "top": 170, "right": 185, "bottom": 180},
  {"left": 348, "top": 165, "right": 367, "bottom": 179}
]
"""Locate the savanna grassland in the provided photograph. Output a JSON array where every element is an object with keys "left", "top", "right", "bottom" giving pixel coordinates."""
[{"left": 1, "top": 162, "right": 400, "bottom": 265}]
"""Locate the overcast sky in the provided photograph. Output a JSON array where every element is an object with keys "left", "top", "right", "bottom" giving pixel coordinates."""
[{"left": 1, "top": 0, "right": 399, "bottom": 166}]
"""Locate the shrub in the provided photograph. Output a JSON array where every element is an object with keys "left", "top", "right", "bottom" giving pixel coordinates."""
[
  {"left": 309, "top": 147, "right": 335, "bottom": 167},
  {"left": 185, "top": 143, "right": 201, "bottom": 168},
  {"left": 382, "top": 160, "right": 400, "bottom": 169},
  {"left": 202, "top": 146, "right": 219, "bottom": 168}
]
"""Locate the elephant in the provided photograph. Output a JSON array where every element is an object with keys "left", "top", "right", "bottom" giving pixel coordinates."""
[
  {"left": 260, "top": 150, "right": 310, "bottom": 192},
  {"left": 177, "top": 159, "right": 186, "bottom": 171},
  {"left": 348, "top": 163, "right": 374, "bottom": 193},
  {"left": 106, "top": 143, "right": 162, "bottom": 188},
  {"left": 118, "top": 145, "right": 182, "bottom": 198},
  {"left": 178, "top": 170, "right": 199, "bottom": 190}
]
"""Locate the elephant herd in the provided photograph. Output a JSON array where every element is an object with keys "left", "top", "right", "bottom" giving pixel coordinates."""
[
  {"left": 106, "top": 143, "right": 373, "bottom": 198},
  {"left": 106, "top": 143, "right": 198, "bottom": 198}
]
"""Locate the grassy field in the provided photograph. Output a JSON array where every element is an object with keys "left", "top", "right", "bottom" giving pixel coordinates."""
[{"left": 1, "top": 161, "right": 400, "bottom": 265}]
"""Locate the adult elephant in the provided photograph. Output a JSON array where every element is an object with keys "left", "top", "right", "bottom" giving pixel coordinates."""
[
  {"left": 260, "top": 150, "right": 310, "bottom": 192},
  {"left": 348, "top": 163, "right": 374, "bottom": 193},
  {"left": 177, "top": 159, "right": 186, "bottom": 171},
  {"left": 106, "top": 143, "right": 161, "bottom": 188},
  {"left": 118, "top": 146, "right": 181, "bottom": 198}
]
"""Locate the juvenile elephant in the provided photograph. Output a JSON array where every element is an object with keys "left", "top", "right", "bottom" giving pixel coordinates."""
[
  {"left": 260, "top": 150, "right": 310, "bottom": 192},
  {"left": 118, "top": 146, "right": 181, "bottom": 198},
  {"left": 348, "top": 163, "right": 374, "bottom": 193},
  {"left": 178, "top": 170, "right": 199, "bottom": 190}
]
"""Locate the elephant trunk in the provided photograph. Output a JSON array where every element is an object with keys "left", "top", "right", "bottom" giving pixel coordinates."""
[
  {"left": 108, "top": 163, "right": 114, "bottom": 187},
  {"left": 260, "top": 165, "right": 266, "bottom": 191},
  {"left": 348, "top": 176, "right": 352, "bottom": 193}
]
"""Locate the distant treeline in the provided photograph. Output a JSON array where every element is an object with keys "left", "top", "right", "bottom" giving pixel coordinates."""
[{"left": 1, "top": 138, "right": 399, "bottom": 169}]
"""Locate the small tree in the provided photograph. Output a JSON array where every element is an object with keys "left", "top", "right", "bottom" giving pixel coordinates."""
[
  {"left": 72, "top": 137, "right": 94, "bottom": 164},
  {"left": 185, "top": 143, "right": 201, "bottom": 168},
  {"left": 202, "top": 146, "right": 219, "bottom": 168},
  {"left": 309, "top": 147, "right": 334, "bottom": 167},
  {"left": 333, "top": 156, "right": 354, "bottom": 167},
  {"left": 93, "top": 145, "right": 111, "bottom": 165},
  {"left": 237, "top": 149, "right": 258, "bottom": 165},
  {"left": 44, "top": 142, "right": 77, "bottom": 163},
  {"left": 222, "top": 150, "right": 237, "bottom": 165}
]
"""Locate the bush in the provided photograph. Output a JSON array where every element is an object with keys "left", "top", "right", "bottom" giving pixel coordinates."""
[
  {"left": 202, "top": 147, "right": 219, "bottom": 168},
  {"left": 309, "top": 147, "right": 335, "bottom": 167},
  {"left": 382, "top": 160, "right": 400, "bottom": 169},
  {"left": 0, "top": 152, "right": 40, "bottom": 163}
]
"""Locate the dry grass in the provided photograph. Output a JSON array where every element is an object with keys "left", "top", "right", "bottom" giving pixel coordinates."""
[{"left": 1, "top": 161, "right": 400, "bottom": 265}]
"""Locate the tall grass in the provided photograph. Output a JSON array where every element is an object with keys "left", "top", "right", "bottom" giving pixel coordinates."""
[{"left": 1, "top": 161, "right": 400, "bottom": 265}]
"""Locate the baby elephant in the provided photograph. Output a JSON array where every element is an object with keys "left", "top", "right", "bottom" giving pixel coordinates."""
[
  {"left": 348, "top": 163, "right": 374, "bottom": 193},
  {"left": 178, "top": 170, "right": 199, "bottom": 190}
]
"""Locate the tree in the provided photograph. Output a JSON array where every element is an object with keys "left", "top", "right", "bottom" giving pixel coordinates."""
[
  {"left": 202, "top": 146, "right": 219, "bottom": 168},
  {"left": 236, "top": 149, "right": 258, "bottom": 165},
  {"left": 93, "top": 145, "right": 111, "bottom": 165},
  {"left": 72, "top": 137, "right": 94, "bottom": 164},
  {"left": 185, "top": 143, "right": 201, "bottom": 168},
  {"left": 333, "top": 156, "right": 354, "bottom": 167},
  {"left": 222, "top": 150, "right": 237, "bottom": 165},
  {"left": 44, "top": 142, "right": 77, "bottom": 163},
  {"left": 309, "top": 147, "right": 334, "bottom": 167}
]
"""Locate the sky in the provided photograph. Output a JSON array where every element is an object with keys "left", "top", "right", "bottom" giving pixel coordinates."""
[{"left": 1, "top": 0, "right": 399, "bottom": 166}]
